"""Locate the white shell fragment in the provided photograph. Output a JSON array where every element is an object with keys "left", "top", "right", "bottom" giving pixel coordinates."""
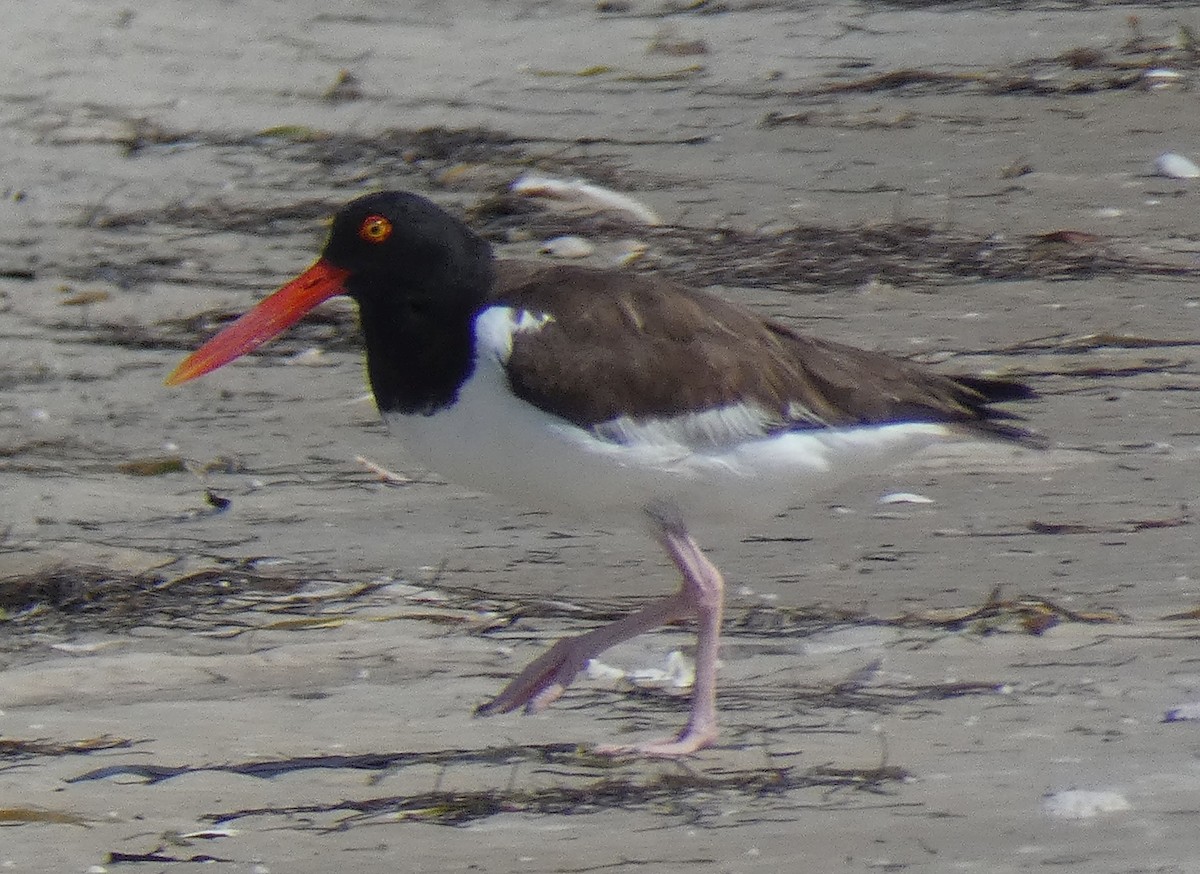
[
  {"left": 628, "top": 650, "right": 695, "bottom": 688},
  {"left": 538, "top": 235, "right": 595, "bottom": 258},
  {"left": 511, "top": 173, "right": 663, "bottom": 225},
  {"left": 1042, "top": 789, "right": 1131, "bottom": 820},
  {"left": 178, "top": 828, "right": 239, "bottom": 840},
  {"left": 49, "top": 641, "right": 126, "bottom": 654},
  {"left": 878, "top": 491, "right": 935, "bottom": 505},
  {"left": 585, "top": 659, "right": 626, "bottom": 683},
  {"left": 1163, "top": 701, "right": 1200, "bottom": 722},
  {"left": 1155, "top": 152, "right": 1200, "bottom": 179},
  {"left": 285, "top": 347, "right": 328, "bottom": 367},
  {"left": 616, "top": 240, "right": 649, "bottom": 266},
  {"left": 1143, "top": 68, "right": 1184, "bottom": 89},
  {"left": 586, "top": 650, "right": 695, "bottom": 689}
]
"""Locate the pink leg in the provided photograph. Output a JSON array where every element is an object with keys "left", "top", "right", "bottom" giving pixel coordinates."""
[{"left": 476, "top": 505, "right": 726, "bottom": 758}]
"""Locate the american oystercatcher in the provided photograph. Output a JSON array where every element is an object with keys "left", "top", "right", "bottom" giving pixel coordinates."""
[{"left": 168, "top": 191, "right": 1042, "bottom": 757}]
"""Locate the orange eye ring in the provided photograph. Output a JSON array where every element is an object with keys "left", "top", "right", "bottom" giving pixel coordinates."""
[{"left": 359, "top": 215, "right": 393, "bottom": 244}]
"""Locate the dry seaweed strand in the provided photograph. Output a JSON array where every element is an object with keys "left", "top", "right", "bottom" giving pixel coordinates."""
[
  {"left": 189, "top": 759, "right": 905, "bottom": 830},
  {"left": 0, "top": 735, "right": 134, "bottom": 758},
  {"left": 1, "top": 556, "right": 1136, "bottom": 649}
]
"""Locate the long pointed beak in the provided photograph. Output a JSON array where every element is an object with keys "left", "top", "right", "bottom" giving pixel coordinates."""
[{"left": 166, "top": 259, "right": 352, "bottom": 386}]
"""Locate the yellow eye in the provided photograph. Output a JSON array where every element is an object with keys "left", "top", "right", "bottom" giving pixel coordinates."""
[{"left": 359, "top": 215, "right": 393, "bottom": 244}]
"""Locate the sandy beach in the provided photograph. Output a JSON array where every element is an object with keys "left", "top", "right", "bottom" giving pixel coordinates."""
[{"left": 4, "top": 1, "right": 1200, "bottom": 870}]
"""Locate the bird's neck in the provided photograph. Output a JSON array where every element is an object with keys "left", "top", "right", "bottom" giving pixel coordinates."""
[{"left": 356, "top": 295, "right": 481, "bottom": 417}]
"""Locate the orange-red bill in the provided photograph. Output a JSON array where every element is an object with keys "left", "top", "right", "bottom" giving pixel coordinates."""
[{"left": 165, "top": 259, "right": 351, "bottom": 386}]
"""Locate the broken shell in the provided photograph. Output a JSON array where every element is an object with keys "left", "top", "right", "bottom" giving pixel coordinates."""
[
  {"left": 539, "top": 235, "right": 595, "bottom": 258},
  {"left": 512, "top": 173, "right": 663, "bottom": 225},
  {"left": 285, "top": 347, "right": 327, "bottom": 367},
  {"left": 1041, "top": 789, "right": 1131, "bottom": 820},
  {"left": 1164, "top": 701, "right": 1200, "bottom": 722},
  {"left": 1155, "top": 152, "right": 1200, "bottom": 179},
  {"left": 1143, "top": 68, "right": 1184, "bottom": 89},
  {"left": 878, "top": 492, "right": 935, "bottom": 505},
  {"left": 616, "top": 240, "right": 649, "bottom": 265}
]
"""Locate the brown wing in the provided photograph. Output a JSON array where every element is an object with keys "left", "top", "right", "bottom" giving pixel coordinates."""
[{"left": 495, "top": 263, "right": 1043, "bottom": 448}]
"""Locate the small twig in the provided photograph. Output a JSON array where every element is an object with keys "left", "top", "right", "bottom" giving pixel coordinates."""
[{"left": 354, "top": 455, "right": 411, "bottom": 485}]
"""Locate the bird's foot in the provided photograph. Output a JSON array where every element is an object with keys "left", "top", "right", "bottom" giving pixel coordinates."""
[
  {"left": 475, "top": 637, "right": 589, "bottom": 717},
  {"left": 593, "top": 721, "right": 719, "bottom": 759}
]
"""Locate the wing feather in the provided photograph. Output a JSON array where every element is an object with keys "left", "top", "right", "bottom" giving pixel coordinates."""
[{"left": 493, "top": 263, "right": 1042, "bottom": 450}]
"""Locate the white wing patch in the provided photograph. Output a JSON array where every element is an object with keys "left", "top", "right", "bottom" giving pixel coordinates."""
[
  {"left": 473, "top": 306, "right": 555, "bottom": 364},
  {"left": 593, "top": 399, "right": 832, "bottom": 450},
  {"left": 594, "top": 403, "right": 781, "bottom": 450}
]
